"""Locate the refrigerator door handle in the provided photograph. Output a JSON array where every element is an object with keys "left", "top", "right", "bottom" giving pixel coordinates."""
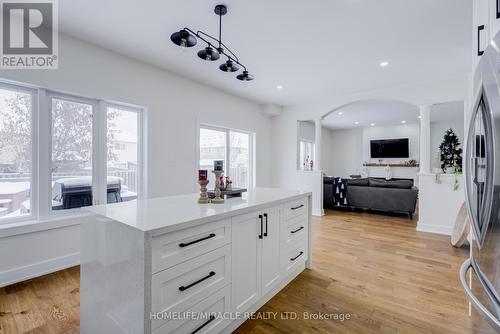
[{"left": 460, "top": 259, "right": 500, "bottom": 331}]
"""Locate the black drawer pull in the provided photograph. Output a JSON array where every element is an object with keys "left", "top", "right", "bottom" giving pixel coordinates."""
[
  {"left": 291, "top": 204, "right": 304, "bottom": 210},
  {"left": 179, "top": 233, "right": 216, "bottom": 248},
  {"left": 497, "top": 0, "right": 500, "bottom": 19},
  {"left": 191, "top": 315, "right": 216, "bottom": 334},
  {"left": 290, "top": 251, "right": 304, "bottom": 261},
  {"left": 264, "top": 213, "right": 268, "bottom": 237},
  {"left": 478, "top": 25, "right": 485, "bottom": 57},
  {"left": 258, "top": 215, "right": 263, "bottom": 239},
  {"left": 291, "top": 226, "right": 304, "bottom": 234},
  {"left": 179, "top": 271, "right": 215, "bottom": 291}
]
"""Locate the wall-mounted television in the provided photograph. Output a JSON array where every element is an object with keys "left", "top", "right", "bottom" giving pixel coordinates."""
[{"left": 370, "top": 138, "right": 409, "bottom": 158}]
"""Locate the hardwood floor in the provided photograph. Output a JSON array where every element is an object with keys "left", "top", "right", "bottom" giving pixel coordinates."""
[
  {"left": 0, "top": 210, "right": 473, "bottom": 333},
  {"left": 0, "top": 266, "right": 80, "bottom": 334}
]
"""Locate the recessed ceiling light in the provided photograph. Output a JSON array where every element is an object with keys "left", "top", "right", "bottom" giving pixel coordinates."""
[
  {"left": 276, "top": 85, "right": 283, "bottom": 89},
  {"left": 354, "top": 121, "right": 359, "bottom": 125},
  {"left": 370, "top": 123, "right": 375, "bottom": 126},
  {"left": 401, "top": 120, "right": 406, "bottom": 124},
  {"left": 379, "top": 61, "right": 390, "bottom": 67},
  {"left": 338, "top": 111, "right": 343, "bottom": 115}
]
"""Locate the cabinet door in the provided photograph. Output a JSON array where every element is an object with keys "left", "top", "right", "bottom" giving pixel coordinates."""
[
  {"left": 231, "top": 211, "right": 262, "bottom": 312},
  {"left": 475, "top": 0, "right": 490, "bottom": 65},
  {"left": 491, "top": 0, "right": 500, "bottom": 39},
  {"left": 261, "top": 206, "right": 282, "bottom": 296}
]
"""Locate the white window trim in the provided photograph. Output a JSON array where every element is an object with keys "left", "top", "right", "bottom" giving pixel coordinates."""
[
  {"left": 0, "top": 80, "right": 147, "bottom": 234},
  {"left": 198, "top": 124, "right": 255, "bottom": 188}
]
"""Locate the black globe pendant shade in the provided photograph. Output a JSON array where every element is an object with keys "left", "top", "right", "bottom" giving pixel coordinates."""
[
  {"left": 219, "top": 60, "right": 239, "bottom": 72},
  {"left": 198, "top": 46, "right": 220, "bottom": 61},
  {"left": 170, "top": 29, "right": 197, "bottom": 47},
  {"left": 236, "top": 70, "right": 254, "bottom": 81}
]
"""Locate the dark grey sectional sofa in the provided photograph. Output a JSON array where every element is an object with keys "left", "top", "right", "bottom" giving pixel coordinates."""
[{"left": 323, "top": 177, "right": 418, "bottom": 218}]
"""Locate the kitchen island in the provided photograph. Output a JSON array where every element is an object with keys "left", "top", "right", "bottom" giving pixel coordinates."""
[{"left": 80, "top": 187, "right": 312, "bottom": 334}]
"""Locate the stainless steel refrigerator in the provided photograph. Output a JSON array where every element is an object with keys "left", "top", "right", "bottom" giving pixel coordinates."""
[{"left": 461, "top": 31, "right": 500, "bottom": 333}]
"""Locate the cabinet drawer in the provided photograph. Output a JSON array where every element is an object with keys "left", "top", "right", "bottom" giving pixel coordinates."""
[
  {"left": 283, "top": 197, "right": 308, "bottom": 220},
  {"left": 152, "top": 219, "right": 231, "bottom": 273},
  {"left": 153, "top": 285, "right": 231, "bottom": 334},
  {"left": 285, "top": 214, "right": 307, "bottom": 244},
  {"left": 152, "top": 245, "right": 231, "bottom": 330},
  {"left": 284, "top": 238, "right": 307, "bottom": 274}
]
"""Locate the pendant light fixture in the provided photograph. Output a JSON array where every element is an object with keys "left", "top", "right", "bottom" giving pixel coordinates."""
[{"left": 170, "top": 4, "right": 254, "bottom": 81}]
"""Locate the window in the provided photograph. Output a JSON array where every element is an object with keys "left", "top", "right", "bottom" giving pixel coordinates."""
[
  {"left": 107, "top": 106, "right": 140, "bottom": 204},
  {"left": 0, "top": 80, "right": 145, "bottom": 224},
  {"left": 0, "top": 85, "right": 34, "bottom": 219},
  {"left": 199, "top": 125, "right": 253, "bottom": 188},
  {"left": 299, "top": 139, "right": 315, "bottom": 171},
  {"left": 51, "top": 98, "right": 94, "bottom": 211}
]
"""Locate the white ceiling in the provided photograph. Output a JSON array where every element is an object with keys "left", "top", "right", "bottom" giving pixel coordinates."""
[
  {"left": 321, "top": 100, "right": 419, "bottom": 129},
  {"left": 58, "top": 0, "right": 472, "bottom": 106}
]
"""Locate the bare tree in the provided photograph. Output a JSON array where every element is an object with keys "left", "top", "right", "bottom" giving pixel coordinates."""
[{"left": 0, "top": 94, "right": 118, "bottom": 173}]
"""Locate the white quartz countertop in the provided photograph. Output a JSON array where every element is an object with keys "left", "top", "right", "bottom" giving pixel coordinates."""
[{"left": 86, "top": 187, "right": 311, "bottom": 234}]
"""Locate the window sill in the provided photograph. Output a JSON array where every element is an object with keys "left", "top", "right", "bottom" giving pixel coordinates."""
[{"left": 0, "top": 212, "right": 92, "bottom": 238}]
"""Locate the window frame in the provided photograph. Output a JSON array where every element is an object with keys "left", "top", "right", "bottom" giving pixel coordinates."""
[
  {"left": 198, "top": 124, "right": 255, "bottom": 188},
  {"left": 0, "top": 80, "right": 146, "bottom": 226},
  {"left": 0, "top": 82, "right": 38, "bottom": 224}
]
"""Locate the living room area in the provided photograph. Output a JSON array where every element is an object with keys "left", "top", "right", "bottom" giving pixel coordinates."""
[{"left": 296, "top": 98, "right": 466, "bottom": 235}]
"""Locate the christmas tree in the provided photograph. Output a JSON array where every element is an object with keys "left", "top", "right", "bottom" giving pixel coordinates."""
[{"left": 439, "top": 128, "right": 463, "bottom": 172}]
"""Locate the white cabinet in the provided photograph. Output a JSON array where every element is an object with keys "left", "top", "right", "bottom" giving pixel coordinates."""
[
  {"left": 474, "top": 0, "right": 490, "bottom": 70},
  {"left": 491, "top": 0, "right": 500, "bottom": 40},
  {"left": 81, "top": 189, "right": 311, "bottom": 334},
  {"left": 231, "top": 211, "right": 262, "bottom": 312},
  {"left": 231, "top": 205, "right": 282, "bottom": 312},
  {"left": 260, "top": 206, "right": 282, "bottom": 296}
]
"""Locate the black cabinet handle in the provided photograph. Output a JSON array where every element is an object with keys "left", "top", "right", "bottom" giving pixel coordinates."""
[
  {"left": 191, "top": 315, "right": 216, "bottom": 334},
  {"left": 290, "top": 251, "right": 304, "bottom": 262},
  {"left": 179, "top": 271, "right": 215, "bottom": 291},
  {"left": 258, "top": 215, "right": 263, "bottom": 239},
  {"left": 291, "top": 226, "right": 304, "bottom": 234},
  {"left": 264, "top": 213, "right": 268, "bottom": 237},
  {"left": 179, "top": 233, "right": 216, "bottom": 248},
  {"left": 291, "top": 204, "right": 304, "bottom": 210},
  {"left": 478, "top": 25, "right": 485, "bottom": 57},
  {"left": 497, "top": 0, "right": 500, "bottom": 19}
]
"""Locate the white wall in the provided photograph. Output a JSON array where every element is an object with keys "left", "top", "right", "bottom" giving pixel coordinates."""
[
  {"left": 0, "top": 34, "right": 273, "bottom": 286},
  {"left": 322, "top": 127, "right": 363, "bottom": 177},
  {"left": 363, "top": 124, "right": 420, "bottom": 162},
  {"left": 418, "top": 174, "right": 465, "bottom": 235},
  {"left": 321, "top": 127, "right": 334, "bottom": 176},
  {"left": 321, "top": 124, "right": 419, "bottom": 178},
  {"left": 297, "top": 121, "right": 315, "bottom": 141}
]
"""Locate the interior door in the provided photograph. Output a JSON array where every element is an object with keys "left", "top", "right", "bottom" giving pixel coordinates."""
[
  {"left": 231, "top": 211, "right": 262, "bottom": 312},
  {"left": 261, "top": 206, "right": 281, "bottom": 296},
  {"left": 466, "top": 89, "right": 495, "bottom": 247}
]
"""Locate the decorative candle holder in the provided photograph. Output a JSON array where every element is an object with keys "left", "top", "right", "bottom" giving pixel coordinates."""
[
  {"left": 198, "top": 179, "right": 210, "bottom": 204},
  {"left": 211, "top": 170, "right": 225, "bottom": 203}
]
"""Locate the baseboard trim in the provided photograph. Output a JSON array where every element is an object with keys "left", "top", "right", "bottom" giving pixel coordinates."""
[
  {"left": 0, "top": 252, "right": 80, "bottom": 288},
  {"left": 416, "top": 222, "right": 452, "bottom": 236}
]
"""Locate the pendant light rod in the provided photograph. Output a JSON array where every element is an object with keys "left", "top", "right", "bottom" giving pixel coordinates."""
[{"left": 218, "top": 10, "right": 222, "bottom": 48}]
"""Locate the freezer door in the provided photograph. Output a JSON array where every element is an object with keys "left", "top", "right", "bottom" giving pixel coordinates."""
[
  {"left": 461, "top": 259, "right": 500, "bottom": 333},
  {"left": 465, "top": 90, "right": 495, "bottom": 247}
]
